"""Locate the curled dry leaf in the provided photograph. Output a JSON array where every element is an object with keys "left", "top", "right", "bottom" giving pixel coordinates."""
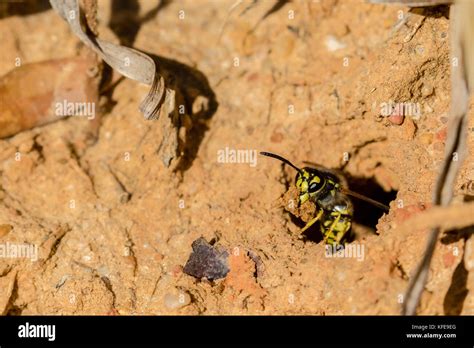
[{"left": 49, "top": 0, "right": 171, "bottom": 120}]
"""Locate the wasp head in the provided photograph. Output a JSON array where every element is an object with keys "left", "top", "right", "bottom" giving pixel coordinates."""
[
  {"left": 260, "top": 151, "right": 328, "bottom": 206},
  {"left": 296, "top": 168, "right": 326, "bottom": 205}
]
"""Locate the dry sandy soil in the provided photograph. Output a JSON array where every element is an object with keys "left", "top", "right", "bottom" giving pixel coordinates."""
[{"left": 0, "top": 0, "right": 473, "bottom": 315}]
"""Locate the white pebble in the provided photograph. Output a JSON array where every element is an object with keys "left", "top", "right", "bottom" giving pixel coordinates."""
[
  {"left": 164, "top": 292, "right": 191, "bottom": 309},
  {"left": 325, "top": 35, "right": 346, "bottom": 52}
]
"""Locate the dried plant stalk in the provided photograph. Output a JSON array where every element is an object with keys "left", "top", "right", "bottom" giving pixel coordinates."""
[
  {"left": 369, "top": 0, "right": 473, "bottom": 315},
  {"left": 401, "top": 0, "right": 473, "bottom": 315}
]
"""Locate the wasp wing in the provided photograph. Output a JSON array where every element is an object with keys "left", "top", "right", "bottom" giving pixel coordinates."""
[{"left": 340, "top": 188, "right": 390, "bottom": 212}]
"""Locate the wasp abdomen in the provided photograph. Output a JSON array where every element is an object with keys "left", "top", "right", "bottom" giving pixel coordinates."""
[{"left": 320, "top": 202, "right": 353, "bottom": 245}]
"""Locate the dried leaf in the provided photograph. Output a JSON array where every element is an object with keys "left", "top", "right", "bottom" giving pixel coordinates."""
[{"left": 49, "top": 0, "right": 170, "bottom": 120}]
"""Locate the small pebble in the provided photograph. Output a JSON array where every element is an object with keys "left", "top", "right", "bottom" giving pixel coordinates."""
[
  {"left": 247, "top": 72, "right": 259, "bottom": 81},
  {"left": 435, "top": 127, "right": 447, "bottom": 142},
  {"left": 421, "top": 84, "right": 433, "bottom": 97},
  {"left": 0, "top": 224, "right": 13, "bottom": 238},
  {"left": 419, "top": 133, "right": 433, "bottom": 146},
  {"left": 183, "top": 237, "right": 229, "bottom": 280},
  {"left": 325, "top": 35, "right": 346, "bottom": 52},
  {"left": 270, "top": 131, "right": 284, "bottom": 143},
  {"left": 388, "top": 114, "right": 404, "bottom": 125},
  {"left": 333, "top": 23, "right": 349, "bottom": 37},
  {"left": 170, "top": 265, "right": 183, "bottom": 277},
  {"left": 164, "top": 291, "right": 191, "bottom": 309},
  {"left": 401, "top": 118, "right": 417, "bottom": 139},
  {"left": 18, "top": 140, "right": 34, "bottom": 153},
  {"left": 443, "top": 251, "right": 456, "bottom": 268}
]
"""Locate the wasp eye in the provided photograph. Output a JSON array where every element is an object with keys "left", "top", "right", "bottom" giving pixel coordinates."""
[{"left": 308, "top": 179, "right": 323, "bottom": 193}]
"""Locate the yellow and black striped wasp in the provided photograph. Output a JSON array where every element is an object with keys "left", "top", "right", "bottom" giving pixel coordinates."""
[{"left": 260, "top": 151, "right": 389, "bottom": 245}]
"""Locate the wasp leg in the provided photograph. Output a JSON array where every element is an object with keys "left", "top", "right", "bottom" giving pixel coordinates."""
[
  {"left": 324, "top": 213, "right": 341, "bottom": 244},
  {"left": 301, "top": 209, "right": 324, "bottom": 233},
  {"left": 324, "top": 212, "right": 352, "bottom": 245}
]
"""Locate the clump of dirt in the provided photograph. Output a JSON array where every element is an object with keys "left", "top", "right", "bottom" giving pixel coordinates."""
[
  {"left": 281, "top": 184, "right": 316, "bottom": 224},
  {"left": 0, "top": 0, "right": 472, "bottom": 315}
]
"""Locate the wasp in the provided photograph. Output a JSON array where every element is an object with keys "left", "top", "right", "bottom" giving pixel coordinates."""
[{"left": 260, "top": 151, "right": 389, "bottom": 246}]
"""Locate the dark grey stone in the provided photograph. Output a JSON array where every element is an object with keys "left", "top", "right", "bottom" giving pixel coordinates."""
[{"left": 183, "top": 237, "right": 230, "bottom": 280}]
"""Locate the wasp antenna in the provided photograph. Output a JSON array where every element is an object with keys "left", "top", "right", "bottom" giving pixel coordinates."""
[{"left": 260, "top": 151, "right": 302, "bottom": 174}]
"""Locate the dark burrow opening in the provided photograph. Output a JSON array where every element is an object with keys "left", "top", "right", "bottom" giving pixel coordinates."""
[
  {"left": 295, "top": 174, "right": 397, "bottom": 243},
  {"left": 346, "top": 175, "right": 397, "bottom": 228}
]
